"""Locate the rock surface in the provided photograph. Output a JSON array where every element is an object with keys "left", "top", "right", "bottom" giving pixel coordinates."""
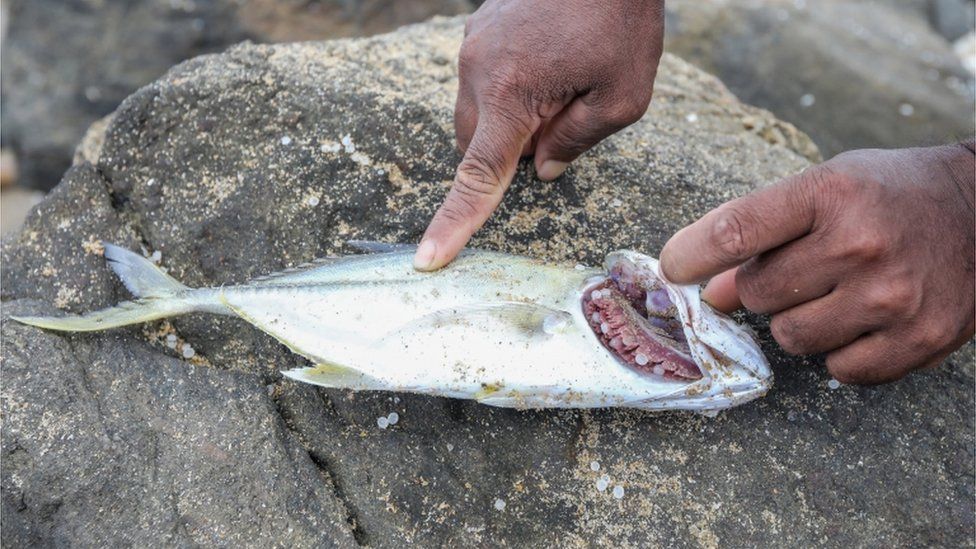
[
  {"left": 665, "top": 0, "right": 976, "bottom": 158},
  {"left": 0, "top": 0, "right": 473, "bottom": 190},
  {"left": 2, "top": 17, "right": 973, "bottom": 547}
]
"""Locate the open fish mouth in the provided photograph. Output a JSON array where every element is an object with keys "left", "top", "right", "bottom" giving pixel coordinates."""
[{"left": 582, "top": 257, "right": 702, "bottom": 380}]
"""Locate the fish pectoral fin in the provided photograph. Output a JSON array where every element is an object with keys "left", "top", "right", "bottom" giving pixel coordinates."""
[
  {"left": 282, "top": 362, "right": 388, "bottom": 390},
  {"left": 345, "top": 240, "right": 417, "bottom": 254},
  {"left": 382, "top": 303, "right": 573, "bottom": 340}
]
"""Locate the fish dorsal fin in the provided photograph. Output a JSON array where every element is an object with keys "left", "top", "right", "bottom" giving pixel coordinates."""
[
  {"left": 346, "top": 240, "right": 417, "bottom": 254},
  {"left": 244, "top": 256, "right": 344, "bottom": 285},
  {"left": 381, "top": 302, "right": 573, "bottom": 341}
]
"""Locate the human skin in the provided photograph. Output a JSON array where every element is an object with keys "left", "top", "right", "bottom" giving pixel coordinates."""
[
  {"left": 416, "top": 0, "right": 976, "bottom": 383},
  {"left": 659, "top": 145, "right": 975, "bottom": 384},
  {"left": 413, "top": 0, "right": 665, "bottom": 271}
]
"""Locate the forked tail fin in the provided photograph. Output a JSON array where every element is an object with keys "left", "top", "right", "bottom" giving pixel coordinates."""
[{"left": 11, "top": 243, "right": 196, "bottom": 332}]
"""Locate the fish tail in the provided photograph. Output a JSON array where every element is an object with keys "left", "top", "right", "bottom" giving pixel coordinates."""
[
  {"left": 102, "top": 242, "right": 188, "bottom": 298},
  {"left": 11, "top": 299, "right": 196, "bottom": 332},
  {"left": 12, "top": 242, "right": 198, "bottom": 332}
]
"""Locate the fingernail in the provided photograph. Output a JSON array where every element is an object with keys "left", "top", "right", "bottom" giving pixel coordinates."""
[
  {"left": 413, "top": 239, "right": 438, "bottom": 271},
  {"left": 537, "top": 160, "right": 568, "bottom": 181}
]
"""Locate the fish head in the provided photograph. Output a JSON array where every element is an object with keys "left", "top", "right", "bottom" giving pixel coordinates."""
[{"left": 581, "top": 250, "right": 772, "bottom": 412}]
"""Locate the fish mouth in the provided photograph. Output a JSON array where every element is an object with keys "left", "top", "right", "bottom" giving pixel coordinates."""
[{"left": 582, "top": 258, "right": 702, "bottom": 381}]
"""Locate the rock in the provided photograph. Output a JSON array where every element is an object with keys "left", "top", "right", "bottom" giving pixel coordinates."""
[
  {"left": 665, "top": 0, "right": 976, "bottom": 158},
  {"left": 2, "top": 17, "right": 972, "bottom": 546},
  {"left": 929, "top": 0, "right": 976, "bottom": 41},
  {"left": 956, "top": 31, "right": 976, "bottom": 75},
  {"left": 0, "top": 0, "right": 474, "bottom": 191}
]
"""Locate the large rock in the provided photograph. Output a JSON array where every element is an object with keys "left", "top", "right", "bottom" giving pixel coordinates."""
[
  {"left": 665, "top": 0, "right": 976, "bottom": 158},
  {"left": 2, "top": 17, "right": 972, "bottom": 547},
  {"left": 0, "top": 0, "right": 473, "bottom": 191}
]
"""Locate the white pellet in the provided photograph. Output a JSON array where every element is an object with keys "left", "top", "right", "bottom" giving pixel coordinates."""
[
  {"left": 596, "top": 478, "right": 609, "bottom": 492},
  {"left": 800, "top": 94, "right": 815, "bottom": 108},
  {"left": 166, "top": 334, "right": 177, "bottom": 349},
  {"left": 898, "top": 103, "right": 914, "bottom": 117},
  {"left": 591, "top": 313, "right": 601, "bottom": 323},
  {"left": 307, "top": 196, "right": 320, "bottom": 207},
  {"left": 612, "top": 485, "right": 625, "bottom": 499},
  {"left": 376, "top": 416, "right": 389, "bottom": 429},
  {"left": 149, "top": 250, "right": 162, "bottom": 263},
  {"left": 280, "top": 135, "right": 292, "bottom": 146},
  {"left": 685, "top": 113, "right": 699, "bottom": 123},
  {"left": 653, "top": 365, "right": 665, "bottom": 376},
  {"left": 494, "top": 498, "right": 506, "bottom": 511},
  {"left": 181, "top": 344, "right": 195, "bottom": 359},
  {"left": 589, "top": 461, "right": 600, "bottom": 472},
  {"left": 635, "top": 353, "right": 649, "bottom": 366},
  {"left": 827, "top": 379, "right": 841, "bottom": 390},
  {"left": 600, "top": 322, "right": 610, "bottom": 334},
  {"left": 447, "top": 443, "right": 454, "bottom": 451},
  {"left": 387, "top": 412, "right": 399, "bottom": 425},
  {"left": 591, "top": 289, "right": 603, "bottom": 300}
]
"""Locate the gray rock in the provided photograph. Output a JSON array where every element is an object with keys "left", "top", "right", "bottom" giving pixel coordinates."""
[
  {"left": 0, "top": 0, "right": 473, "bottom": 191},
  {"left": 2, "top": 17, "right": 972, "bottom": 547},
  {"left": 929, "top": 0, "right": 976, "bottom": 41},
  {"left": 665, "top": 0, "right": 976, "bottom": 158}
]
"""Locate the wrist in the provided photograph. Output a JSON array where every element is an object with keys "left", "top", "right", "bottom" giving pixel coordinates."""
[{"left": 935, "top": 142, "right": 975, "bottom": 215}]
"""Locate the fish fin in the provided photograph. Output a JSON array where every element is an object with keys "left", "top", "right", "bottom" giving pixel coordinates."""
[
  {"left": 246, "top": 257, "right": 343, "bottom": 284},
  {"left": 473, "top": 382, "right": 504, "bottom": 400},
  {"left": 12, "top": 298, "right": 194, "bottom": 332},
  {"left": 384, "top": 303, "right": 572, "bottom": 341},
  {"left": 282, "top": 362, "right": 387, "bottom": 390},
  {"left": 103, "top": 242, "right": 188, "bottom": 298},
  {"left": 346, "top": 240, "right": 417, "bottom": 254}
]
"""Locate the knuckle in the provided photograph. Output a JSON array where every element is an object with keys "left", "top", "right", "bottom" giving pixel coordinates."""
[
  {"left": 770, "top": 315, "right": 809, "bottom": 355},
  {"left": 457, "top": 44, "right": 478, "bottom": 75},
  {"left": 456, "top": 156, "right": 500, "bottom": 197},
  {"left": 734, "top": 260, "right": 777, "bottom": 312},
  {"left": 605, "top": 96, "right": 649, "bottom": 127},
  {"left": 865, "top": 279, "right": 913, "bottom": 317},
  {"left": 709, "top": 206, "right": 759, "bottom": 264},
  {"left": 909, "top": 325, "right": 953, "bottom": 353},
  {"left": 841, "top": 230, "right": 890, "bottom": 263}
]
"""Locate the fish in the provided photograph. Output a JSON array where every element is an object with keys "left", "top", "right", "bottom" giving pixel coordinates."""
[{"left": 12, "top": 242, "right": 772, "bottom": 412}]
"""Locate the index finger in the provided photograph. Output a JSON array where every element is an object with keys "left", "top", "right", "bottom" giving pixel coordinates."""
[
  {"left": 659, "top": 168, "right": 821, "bottom": 284},
  {"left": 414, "top": 111, "right": 536, "bottom": 271}
]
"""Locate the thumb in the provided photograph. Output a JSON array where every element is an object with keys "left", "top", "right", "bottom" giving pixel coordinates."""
[
  {"left": 415, "top": 112, "right": 534, "bottom": 270},
  {"left": 700, "top": 267, "right": 742, "bottom": 313},
  {"left": 660, "top": 166, "right": 823, "bottom": 284}
]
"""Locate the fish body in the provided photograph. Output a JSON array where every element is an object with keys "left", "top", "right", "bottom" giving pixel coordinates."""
[{"left": 13, "top": 243, "right": 772, "bottom": 412}]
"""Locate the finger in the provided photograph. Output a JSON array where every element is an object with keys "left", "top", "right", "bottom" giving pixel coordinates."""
[
  {"left": 660, "top": 165, "right": 826, "bottom": 284},
  {"left": 825, "top": 332, "right": 917, "bottom": 385},
  {"left": 733, "top": 236, "right": 838, "bottom": 314},
  {"left": 454, "top": 83, "right": 478, "bottom": 153},
  {"left": 415, "top": 112, "right": 535, "bottom": 271},
  {"left": 533, "top": 96, "right": 633, "bottom": 181},
  {"left": 769, "top": 289, "right": 880, "bottom": 355},
  {"left": 700, "top": 268, "right": 742, "bottom": 313}
]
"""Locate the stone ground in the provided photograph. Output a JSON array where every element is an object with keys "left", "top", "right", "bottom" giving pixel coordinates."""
[{"left": 1, "top": 17, "right": 973, "bottom": 548}]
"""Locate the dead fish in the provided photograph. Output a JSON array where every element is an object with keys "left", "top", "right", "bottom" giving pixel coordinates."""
[{"left": 12, "top": 242, "right": 771, "bottom": 412}]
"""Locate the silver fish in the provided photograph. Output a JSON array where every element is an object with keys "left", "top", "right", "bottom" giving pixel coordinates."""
[{"left": 13, "top": 242, "right": 771, "bottom": 412}]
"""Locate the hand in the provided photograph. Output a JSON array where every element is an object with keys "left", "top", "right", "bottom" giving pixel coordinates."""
[
  {"left": 414, "top": 0, "right": 665, "bottom": 270},
  {"left": 660, "top": 144, "right": 976, "bottom": 384}
]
